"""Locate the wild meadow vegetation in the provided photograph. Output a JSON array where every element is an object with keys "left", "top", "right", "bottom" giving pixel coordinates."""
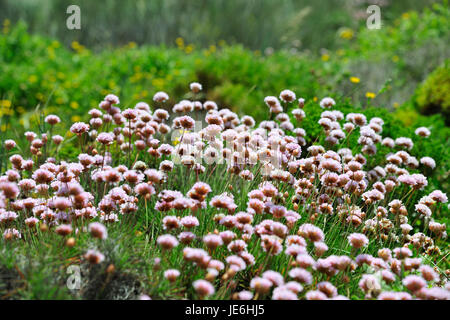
[{"left": 0, "top": 1, "right": 449, "bottom": 300}]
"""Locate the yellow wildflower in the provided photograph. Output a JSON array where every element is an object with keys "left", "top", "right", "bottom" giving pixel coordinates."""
[
  {"left": 0, "top": 100, "right": 11, "bottom": 108},
  {"left": 339, "top": 28, "right": 354, "bottom": 40},
  {"left": 71, "top": 115, "right": 81, "bottom": 122},
  {"left": 176, "top": 37, "right": 184, "bottom": 49},
  {"left": 366, "top": 92, "right": 376, "bottom": 99},
  {"left": 28, "top": 75, "right": 38, "bottom": 84},
  {"left": 185, "top": 44, "right": 194, "bottom": 54},
  {"left": 350, "top": 77, "right": 360, "bottom": 84}
]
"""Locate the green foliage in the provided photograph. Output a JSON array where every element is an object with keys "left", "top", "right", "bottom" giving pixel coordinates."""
[
  {"left": 414, "top": 60, "right": 450, "bottom": 123},
  {"left": 1, "top": 3, "right": 449, "bottom": 129},
  {"left": 334, "top": 2, "right": 450, "bottom": 110},
  {"left": 0, "top": 0, "right": 440, "bottom": 51}
]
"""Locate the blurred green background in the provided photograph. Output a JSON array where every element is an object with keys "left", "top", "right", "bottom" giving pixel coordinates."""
[{"left": 0, "top": 0, "right": 440, "bottom": 51}]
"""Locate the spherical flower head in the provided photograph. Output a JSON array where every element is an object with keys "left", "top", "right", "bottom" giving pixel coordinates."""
[
  {"left": 180, "top": 216, "right": 199, "bottom": 229},
  {"left": 164, "top": 269, "right": 180, "bottom": 282},
  {"left": 260, "top": 234, "right": 283, "bottom": 255},
  {"left": 348, "top": 233, "right": 369, "bottom": 249},
  {"left": 289, "top": 268, "right": 312, "bottom": 285},
  {"left": 190, "top": 82, "right": 202, "bottom": 93},
  {"left": 358, "top": 274, "right": 380, "bottom": 294},
  {"left": 377, "top": 248, "right": 392, "bottom": 261},
  {"left": 415, "top": 203, "right": 431, "bottom": 217},
  {"left": 418, "top": 156, "right": 435, "bottom": 169},
  {"left": 89, "top": 222, "right": 108, "bottom": 240},
  {"left": 193, "top": 279, "right": 215, "bottom": 297},
  {"left": 134, "top": 183, "right": 155, "bottom": 197},
  {"left": 264, "top": 96, "right": 280, "bottom": 108},
  {"left": 306, "top": 290, "right": 327, "bottom": 300},
  {"left": 122, "top": 108, "right": 138, "bottom": 120},
  {"left": 393, "top": 247, "right": 412, "bottom": 259},
  {"left": 403, "top": 275, "right": 426, "bottom": 292},
  {"left": 96, "top": 132, "right": 115, "bottom": 145},
  {"left": 319, "top": 97, "right": 336, "bottom": 109},
  {"left": 292, "top": 108, "right": 306, "bottom": 121},
  {"left": 395, "top": 137, "right": 413, "bottom": 150},
  {"left": 153, "top": 91, "right": 169, "bottom": 102},
  {"left": 250, "top": 277, "right": 272, "bottom": 294},
  {"left": 70, "top": 122, "right": 90, "bottom": 135},
  {"left": 85, "top": 249, "right": 105, "bottom": 264},
  {"left": 52, "top": 135, "right": 64, "bottom": 145},
  {"left": 25, "top": 217, "right": 39, "bottom": 228},
  {"left": 203, "top": 101, "right": 218, "bottom": 111},
  {"left": 279, "top": 89, "right": 296, "bottom": 103},
  {"left": 415, "top": 126, "right": 430, "bottom": 137},
  {"left": 317, "top": 281, "right": 338, "bottom": 298},
  {"left": 295, "top": 253, "right": 315, "bottom": 269},
  {"left": 270, "top": 205, "right": 286, "bottom": 219},
  {"left": 381, "top": 270, "right": 396, "bottom": 283},
  {"left": 203, "top": 234, "right": 223, "bottom": 250},
  {"left": 157, "top": 234, "right": 179, "bottom": 250},
  {"left": 419, "top": 265, "right": 439, "bottom": 282},
  {"left": 0, "top": 182, "right": 19, "bottom": 199},
  {"left": 45, "top": 115, "right": 61, "bottom": 125},
  {"left": 272, "top": 287, "right": 298, "bottom": 300},
  {"left": 178, "top": 231, "right": 196, "bottom": 244},
  {"left": 52, "top": 196, "right": 71, "bottom": 211},
  {"left": 429, "top": 190, "right": 447, "bottom": 203},
  {"left": 236, "top": 290, "right": 253, "bottom": 300},
  {"left": 173, "top": 115, "right": 195, "bottom": 130},
  {"left": 260, "top": 270, "right": 284, "bottom": 287},
  {"left": 104, "top": 94, "right": 120, "bottom": 105},
  {"left": 226, "top": 255, "right": 247, "bottom": 272},
  {"left": 162, "top": 216, "right": 180, "bottom": 230},
  {"left": 227, "top": 240, "right": 247, "bottom": 253},
  {"left": 314, "top": 241, "right": 328, "bottom": 257},
  {"left": 298, "top": 223, "right": 324, "bottom": 243},
  {"left": 3, "top": 228, "right": 21, "bottom": 240},
  {"left": 4, "top": 139, "right": 16, "bottom": 150},
  {"left": 55, "top": 224, "right": 73, "bottom": 236}
]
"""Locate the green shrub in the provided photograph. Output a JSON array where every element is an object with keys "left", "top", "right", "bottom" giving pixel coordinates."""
[{"left": 414, "top": 60, "right": 450, "bottom": 124}]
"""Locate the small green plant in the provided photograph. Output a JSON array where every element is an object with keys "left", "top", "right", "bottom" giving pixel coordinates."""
[{"left": 415, "top": 61, "right": 450, "bottom": 124}]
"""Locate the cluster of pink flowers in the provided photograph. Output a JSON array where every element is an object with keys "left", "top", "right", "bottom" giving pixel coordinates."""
[{"left": 1, "top": 83, "right": 448, "bottom": 300}]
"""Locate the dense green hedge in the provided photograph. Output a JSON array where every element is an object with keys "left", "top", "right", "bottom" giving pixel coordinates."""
[
  {"left": 0, "top": 3, "right": 449, "bottom": 128},
  {"left": 415, "top": 61, "right": 450, "bottom": 123}
]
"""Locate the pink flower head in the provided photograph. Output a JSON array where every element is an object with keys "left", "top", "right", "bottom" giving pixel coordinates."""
[
  {"left": 89, "top": 222, "right": 108, "bottom": 240},
  {"left": 70, "top": 122, "right": 90, "bottom": 135},
  {"left": 164, "top": 269, "right": 180, "bottom": 282},
  {"left": 85, "top": 249, "right": 105, "bottom": 264},
  {"left": 347, "top": 233, "right": 369, "bottom": 249},
  {"left": 153, "top": 91, "right": 169, "bottom": 102},
  {"left": 157, "top": 234, "right": 179, "bottom": 250},
  {"left": 193, "top": 279, "right": 215, "bottom": 297},
  {"left": 403, "top": 275, "right": 426, "bottom": 292},
  {"left": 45, "top": 115, "right": 61, "bottom": 125}
]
